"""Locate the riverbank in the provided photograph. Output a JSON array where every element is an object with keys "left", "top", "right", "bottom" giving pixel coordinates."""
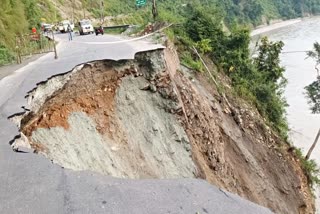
[
  {"left": 263, "top": 17, "right": 320, "bottom": 213},
  {"left": 251, "top": 19, "right": 302, "bottom": 36}
]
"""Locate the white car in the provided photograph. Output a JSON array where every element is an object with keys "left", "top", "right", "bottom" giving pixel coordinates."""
[
  {"left": 58, "top": 20, "right": 74, "bottom": 33},
  {"left": 41, "top": 23, "right": 53, "bottom": 32},
  {"left": 78, "top": 20, "right": 94, "bottom": 35}
]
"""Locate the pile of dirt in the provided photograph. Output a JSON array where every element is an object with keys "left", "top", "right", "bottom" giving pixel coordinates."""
[{"left": 12, "top": 47, "right": 314, "bottom": 213}]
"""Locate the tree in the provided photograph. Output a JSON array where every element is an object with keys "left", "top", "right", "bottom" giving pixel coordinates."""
[
  {"left": 305, "top": 76, "right": 320, "bottom": 114},
  {"left": 255, "top": 37, "right": 285, "bottom": 83},
  {"left": 305, "top": 42, "right": 320, "bottom": 160},
  {"left": 306, "top": 42, "right": 320, "bottom": 76}
]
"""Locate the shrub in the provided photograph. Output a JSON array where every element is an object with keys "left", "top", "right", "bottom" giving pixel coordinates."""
[
  {"left": 0, "top": 45, "right": 15, "bottom": 65},
  {"left": 295, "top": 148, "right": 320, "bottom": 188}
]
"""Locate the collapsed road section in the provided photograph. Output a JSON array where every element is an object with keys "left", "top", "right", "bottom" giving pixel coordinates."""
[
  {"left": 13, "top": 50, "right": 196, "bottom": 179},
  {"left": 9, "top": 47, "right": 314, "bottom": 214}
]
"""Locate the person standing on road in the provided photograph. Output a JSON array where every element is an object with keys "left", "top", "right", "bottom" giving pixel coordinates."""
[{"left": 67, "top": 24, "right": 73, "bottom": 41}]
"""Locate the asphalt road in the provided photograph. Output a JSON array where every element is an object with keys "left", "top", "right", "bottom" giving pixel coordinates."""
[{"left": 0, "top": 33, "right": 273, "bottom": 214}]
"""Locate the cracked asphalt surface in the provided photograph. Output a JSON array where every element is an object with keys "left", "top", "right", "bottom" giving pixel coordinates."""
[{"left": 0, "top": 32, "right": 273, "bottom": 214}]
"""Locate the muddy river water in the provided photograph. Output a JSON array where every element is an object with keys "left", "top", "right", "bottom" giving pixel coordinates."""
[{"left": 253, "top": 17, "right": 320, "bottom": 212}]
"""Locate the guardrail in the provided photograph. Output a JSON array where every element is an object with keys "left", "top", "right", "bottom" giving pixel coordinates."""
[
  {"left": 15, "top": 31, "right": 57, "bottom": 64},
  {"left": 103, "top": 25, "right": 130, "bottom": 30}
]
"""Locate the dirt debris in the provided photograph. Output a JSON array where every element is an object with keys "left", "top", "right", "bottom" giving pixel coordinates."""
[{"left": 174, "top": 67, "right": 314, "bottom": 214}]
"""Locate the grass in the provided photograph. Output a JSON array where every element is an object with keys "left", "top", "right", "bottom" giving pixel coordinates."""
[
  {"left": 0, "top": 46, "right": 15, "bottom": 66},
  {"left": 294, "top": 148, "right": 320, "bottom": 188}
]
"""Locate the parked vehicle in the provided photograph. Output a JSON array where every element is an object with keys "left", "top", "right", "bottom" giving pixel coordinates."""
[
  {"left": 41, "top": 23, "right": 53, "bottom": 32},
  {"left": 95, "top": 26, "right": 104, "bottom": 36},
  {"left": 79, "top": 20, "right": 94, "bottom": 35},
  {"left": 58, "top": 20, "right": 74, "bottom": 33}
]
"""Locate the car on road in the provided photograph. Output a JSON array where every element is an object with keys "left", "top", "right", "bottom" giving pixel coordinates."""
[
  {"left": 58, "top": 20, "right": 74, "bottom": 33},
  {"left": 41, "top": 23, "right": 53, "bottom": 32},
  {"left": 79, "top": 20, "right": 94, "bottom": 35},
  {"left": 94, "top": 26, "right": 104, "bottom": 36}
]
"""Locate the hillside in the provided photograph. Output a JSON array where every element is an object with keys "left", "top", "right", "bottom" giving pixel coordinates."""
[
  {"left": 75, "top": 0, "right": 320, "bottom": 26},
  {"left": 1, "top": 0, "right": 320, "bottom": 66}
]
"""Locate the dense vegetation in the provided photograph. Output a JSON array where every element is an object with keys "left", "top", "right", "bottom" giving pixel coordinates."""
[
  {"left": 176, "top": 5, "right": 289, "bottom": 138},
  {"left": 306, "top": 42, "right": 320, "bottom": 114},
  {"left": 0, "top": 0, "right": 53, "bottom": 65},
  {"left": 175, "top": 4, "right": 320, "bottom": 185},
  {"left": 83, "top": 0, "right": 320, "bottom": 26}
]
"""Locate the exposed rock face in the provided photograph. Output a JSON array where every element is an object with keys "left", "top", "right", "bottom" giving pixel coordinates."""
[{"left": 14, "top": 49, "right": 314, "bottom": 214}]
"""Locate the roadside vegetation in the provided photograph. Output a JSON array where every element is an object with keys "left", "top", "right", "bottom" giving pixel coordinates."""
[
  {"left": 167, "top": 5, "right": 289, "bottom": 139},
  {"left": 0, "top": 0, "right": 54, "bottom": 66},
  {"left": 295, "top": 148, "right": 320, "bottom": 187}
]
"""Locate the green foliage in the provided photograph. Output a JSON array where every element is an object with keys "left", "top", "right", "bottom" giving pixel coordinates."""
[
  {"left": 0, "top": 0, "right": 53, "bottom": 65},
  {"left": 0, "top": 0, "right": 29, "bottom": 47},
  {"left": 0, "top": 0, "right": 29, "bottom": 64},
  {"left": 182, "top": 7, "right": 288, "bottom": 138},
  {"left": 307, "top": 42, "right": 320, "bottom": 66},
  {"left": 255, "top": 37, "right": 285, "bottom": 82},
  {"left": 181, "top": 52, "right": 204, "bottom": 72},
  {"left": 218, "top": 0, "right": 320, "bottom": 26},
  {"left": 21, "top": 0, "right": 42, "bottom": 28},
  {"left": 250, "top": 37, "right": 288, "bottom": 137},
  {"left": 195, "top": 39, "right": 212, "bottom": 54},
  {"left": 305, "top": 42, "right": 320, "bottom": 114},
  {"left": 305, "top": 76, "right": 320, "bottom": 114},
  {"left": 86, "top": 0, "right": 320, "bottom": 27},
  {"left": 0, "top": 46, "right": 15, "bottom": 65},
  {"left": 295, "top": 148, "right": 320, "bottom": 187},
  {"left": 184, "top": 5, "right": 224, "bottom": 44}
]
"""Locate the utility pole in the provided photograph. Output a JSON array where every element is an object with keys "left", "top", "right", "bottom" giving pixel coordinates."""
[
  {"left": 54, "top": 0, "right": 57, "bottom": 23},
  {"left": 52, "top": 31, "right": 58, "bottom": 60},
  {"left": 83, "top": 2, "right": 86, "bottom": 19},
  {"left": 72, "top": 0, "right": 75, "bottom": 23},
  {"left": 81, "top": 0, "right": 87, "bottom": 19},
  {"left": 100, "top": 0, "right": 104, "bottom": 24}
]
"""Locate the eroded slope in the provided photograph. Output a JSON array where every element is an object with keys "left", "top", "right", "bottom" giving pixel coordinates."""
[{"left": 12, "top": 48, "right": 314, "bottom": 214}]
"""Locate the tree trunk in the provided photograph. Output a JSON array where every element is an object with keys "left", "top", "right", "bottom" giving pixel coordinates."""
[
  {"left": 152, "top": 0, "right": 157, "bottom": 21},
  {"left": 306, "top": 128, "right": 320, "bottom": 160}
]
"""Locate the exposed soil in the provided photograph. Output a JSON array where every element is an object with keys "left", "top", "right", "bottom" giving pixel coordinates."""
[
  {"left": 175, "top": 70, "right": 314, "bottom": 214},
  {"left": 22, "top": 63, "right": 124, "bottom": 137},
  {"left": 13, "top": 47, "right": 315, "bottom": 214}
]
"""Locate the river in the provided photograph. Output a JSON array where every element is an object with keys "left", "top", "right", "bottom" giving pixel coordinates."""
[{"left": 253, "top": 17, "right": 320, "bottom": 213}]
